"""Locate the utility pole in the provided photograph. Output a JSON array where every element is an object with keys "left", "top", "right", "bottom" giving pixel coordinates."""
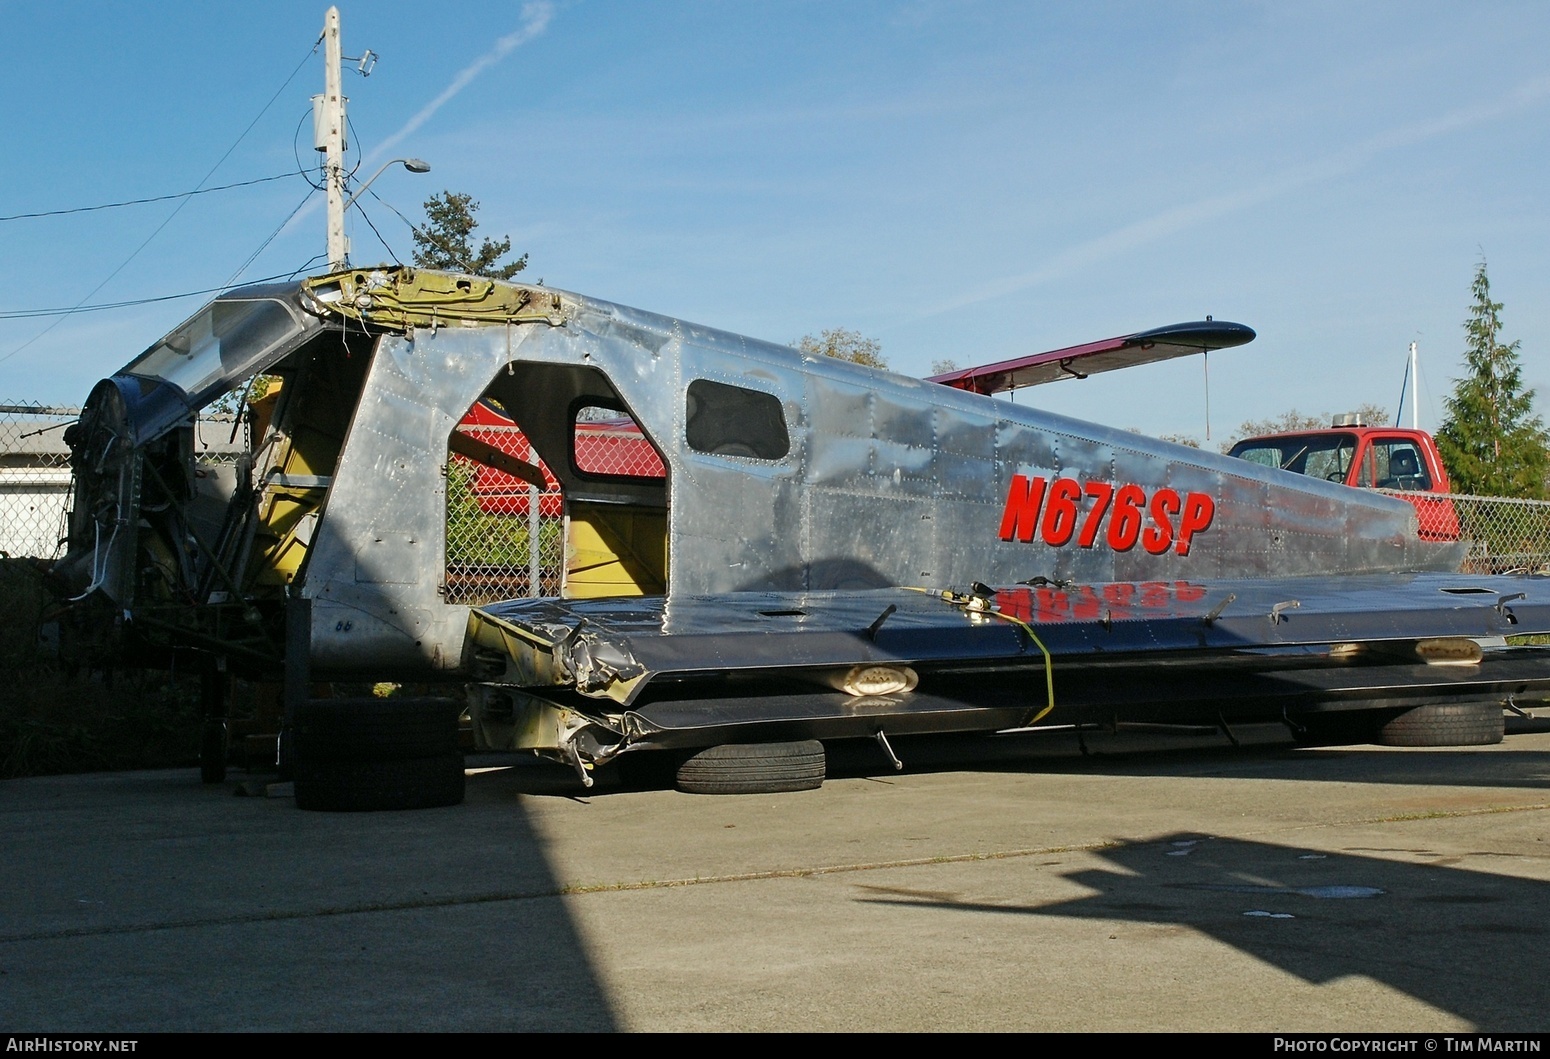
[{"left": 317, "top": 6, "right": 347, "bottom": 270}]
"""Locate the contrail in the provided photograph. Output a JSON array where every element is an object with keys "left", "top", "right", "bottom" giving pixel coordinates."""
[
  {"left": 916, "top": 73, "right": 1550, "bottom": 323},
  {"left": 276, "top": 2, "right": 554, "bottom": 243},
  {"left": 368, "top": 2, "right": 554, "bottom": 163}
]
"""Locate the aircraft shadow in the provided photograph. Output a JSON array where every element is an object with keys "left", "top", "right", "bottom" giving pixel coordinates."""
[
  {"left": 818, "top": 716, "right": 1550, "bottom": 795},
  {"left": 853, "top": 831, "right": 1550, "bottom": 1029}
]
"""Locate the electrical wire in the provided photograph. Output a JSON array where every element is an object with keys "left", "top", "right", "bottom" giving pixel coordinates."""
[
  {"left": 902, "top": 584, "right": 1058, "bottom": 726},
  {"left": 0, "top": 268, "right": 324, "bottom": 320},
  {"left": 351, "top": 199, "right": 401, "bottom": 265},
  {"left": 221, "top": 189, "right": 320, "bottom": 290},
  {"left": 0, "top": 40, "right": 320, "bottom": 369},
  {"left": 368, "top": 189, "right": 480, "bottom": 274},
  {"left": 285, "top": 254, "right": 330, "bottom": 280},
  {"left": 293, "top": 108, "right": 327, "bottom": 191},
  {"left": 0, "top": 173, "right": 304, "bottom": 223}
]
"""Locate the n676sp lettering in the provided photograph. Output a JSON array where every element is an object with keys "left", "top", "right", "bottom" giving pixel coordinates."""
[{"left": 998, "top": 474, "right": 1215, "bottom": 555}]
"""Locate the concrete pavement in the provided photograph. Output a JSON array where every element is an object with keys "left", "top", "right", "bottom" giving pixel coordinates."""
[{"left": 4, "top": 720, "right": 1550, "bottom": 1031}]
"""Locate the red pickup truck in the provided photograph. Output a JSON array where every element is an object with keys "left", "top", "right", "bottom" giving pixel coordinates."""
[{"left": 1226, "top": 416, "right": 1460, "bottom": 541}]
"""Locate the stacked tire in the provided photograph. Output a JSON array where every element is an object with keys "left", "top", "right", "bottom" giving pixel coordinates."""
[{"left": 293, "top": 697, "right": 466, "bottom": 811}]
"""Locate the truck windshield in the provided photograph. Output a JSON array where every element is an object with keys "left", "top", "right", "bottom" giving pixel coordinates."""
[{"left": 1228, "top": 433, "right": 1358, "bottom": 483}]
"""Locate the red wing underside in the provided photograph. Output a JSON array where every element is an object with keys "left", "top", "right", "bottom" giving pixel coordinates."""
[{"left": 927, "top": 320, "right": 1256, "bottom": 395}]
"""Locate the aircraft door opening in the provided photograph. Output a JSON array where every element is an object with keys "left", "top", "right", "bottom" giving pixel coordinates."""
[{"left": 444, "top": 364, "right": 669, "bottom": 606}]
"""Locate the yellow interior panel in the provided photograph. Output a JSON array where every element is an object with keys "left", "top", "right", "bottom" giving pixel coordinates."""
[{"left": 564, "top": 503, "right": 667, "bottom": 597}]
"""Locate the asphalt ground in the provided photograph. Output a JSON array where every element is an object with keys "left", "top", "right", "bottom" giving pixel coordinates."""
[{"left": 5, "top": 718, "right": 1550, "bottom": 1032}]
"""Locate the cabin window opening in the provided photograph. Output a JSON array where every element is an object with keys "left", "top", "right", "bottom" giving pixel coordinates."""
[
  {"left": 443, "top": 394, "right": 565, "bottom": 605},
  {"left": 684, "top": 379, "right": 790, "bottom": 460},
  {"left": 571, "top": 402, "right": 668, "bottom": 481}
]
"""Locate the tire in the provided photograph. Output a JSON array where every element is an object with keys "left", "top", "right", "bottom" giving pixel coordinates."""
[
  {"left": 295, "top": 752, "right": 466, "bottom": 812},
  {"left": 676, "top": 740, "right": 826, "bottom": 795},
  {"left": 199, "top": 719, "right": 228, "bottom": 784},
  {"left": 1289, "top": 711, "right": 1378, "bottom": 747},
  {"left": 293, "top": 697, "right": 462, "bottom": 762},
  {"left": 1377, "top": 702, "right": 1505, "bottom": 747}
]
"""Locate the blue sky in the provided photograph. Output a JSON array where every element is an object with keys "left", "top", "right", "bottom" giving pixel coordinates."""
[{"left": 2, "top": 1, "right": 1547, "bottom": 444}]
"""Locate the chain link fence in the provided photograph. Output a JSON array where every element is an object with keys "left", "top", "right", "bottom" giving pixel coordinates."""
[
  {"left": 1, "top": 403, "right": 244, "bottom": 562},
  {"left": 1379, "top": 488, "right": 1550, "bottom": 574},
  {"left": 0, "top": 403, "right": 77, "bottom": 561},
  {"left": 444, "top": 421, "right": 566, "bottom": 604},
  {"left": 444, "top": 411, "right": 664, "bottom": 605}
]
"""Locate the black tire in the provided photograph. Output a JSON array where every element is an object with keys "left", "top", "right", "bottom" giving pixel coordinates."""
[
  {"left": 1377, "top": 702, "right": 1505, "bottom": 747},
  {"left": 676, "top": 740, "right": 826, "bottom": 795},
  {"left": 199, "top": 719, "right": 228, "bottom": 784},
  {"left": 294, "top": 752, "right": 466, "bottom": 812},
  {"left": 1289, "top": 711, "right": 1379, "bottom": 747},
  {"left": 293, "top": 697, "right": 462, "bottom": 762}
]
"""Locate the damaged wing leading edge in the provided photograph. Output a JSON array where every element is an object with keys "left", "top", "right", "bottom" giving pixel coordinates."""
[{"left": 465, "top": 574, "right": 1550, "bottom": 767}]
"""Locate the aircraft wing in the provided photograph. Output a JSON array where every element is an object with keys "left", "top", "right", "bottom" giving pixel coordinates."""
[
  {"left": 468, "top": 573, "right": 1550, "bottom": 749},
  {"left": 926, "top": 320, "right": 1256, "bottom": 394}
]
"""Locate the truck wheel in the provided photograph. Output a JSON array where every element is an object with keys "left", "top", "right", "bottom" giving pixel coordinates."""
[
  {"left": 676, "top": 740, "right": 826, "bottom": 795},
  {"left": 1376, "top": 702, "right": 1505, "bottom": 747},
  {"left": 293, "top": 697, "right": 462, "bottom": 761},
  {"left": 295, "top": 753, "right": 466, "bottom": 812}
]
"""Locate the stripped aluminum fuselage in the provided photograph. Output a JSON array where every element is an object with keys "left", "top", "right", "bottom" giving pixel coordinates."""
[
  {"left": 58, "top": 267, "right": 1526, "bottom": 768},
  {"left": 301, "top": 272, "right": 1450, "bottom": 673}
]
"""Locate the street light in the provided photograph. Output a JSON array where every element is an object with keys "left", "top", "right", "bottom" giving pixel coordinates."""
[{"left": 341, "top": 157, "right": 431, "bottom": 213}]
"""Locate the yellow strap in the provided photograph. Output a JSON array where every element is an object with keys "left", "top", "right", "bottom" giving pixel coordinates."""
[
  {"left": 983, "top": 607, "right": 1056, "bottom": 725},
  {"left": 907, "top": 586, "right": 1057, "bottom": 726}
]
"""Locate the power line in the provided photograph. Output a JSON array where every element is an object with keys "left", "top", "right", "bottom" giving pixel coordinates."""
[
  {"left": 221, "top": 189, "right": 319, "bottom": 290},
  {"left": 351, "top": 198, "right": 402, "bottom": 265},
  {"left": 0, "top": 40, "right": 320, "bottom": 369},
  {"left": 0, "top": 269, "right": 320, "bottom": 320},
  {"left": 369, "top": 189, "right": 480, "bottom": 274},
  {"left": 0, "top": 173, "right": 302, "bottom": 223}
]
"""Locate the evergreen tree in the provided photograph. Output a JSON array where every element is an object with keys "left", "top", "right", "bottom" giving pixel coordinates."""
[
  {"left": 411, "top": 191, "right": 528, "bottom": 280},
  {"left": 1435, "top": 261, "right": 1549, "bottom": 498}
]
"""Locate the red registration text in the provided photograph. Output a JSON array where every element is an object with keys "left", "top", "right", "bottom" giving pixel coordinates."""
[{"left": 998, "top": 475, "right": 1215, "bottom": 555}]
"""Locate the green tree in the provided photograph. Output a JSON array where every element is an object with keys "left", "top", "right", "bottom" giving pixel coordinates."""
[
  {"left": 794, "top": 328, "right": 886, "bottom": 368},
  {"left": 1435, "top": 261, "right": 1549, "bottom": 498},
  {"left": 412, "top": 191, "right": 528, "bottom": 280}
]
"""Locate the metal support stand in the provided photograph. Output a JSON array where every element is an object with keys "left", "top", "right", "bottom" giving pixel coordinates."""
[
  {"left": 565, "top": 740, "right": 595, "bottom": 789},
  {"left": 874, "top": 728, "right": 903, "bottom": 771},
  {"left": 1216, "top": 712, "right": 1241, "bottom": 748}
]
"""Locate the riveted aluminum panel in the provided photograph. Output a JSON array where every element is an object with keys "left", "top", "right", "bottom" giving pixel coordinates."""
[{"left": 291, "top": 276, "right": 1462, "bottom": 676}]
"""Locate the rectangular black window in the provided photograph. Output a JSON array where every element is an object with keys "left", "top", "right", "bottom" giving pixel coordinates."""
[{"left": 685, "top": 380, "right": 789, "bottom": 460}]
